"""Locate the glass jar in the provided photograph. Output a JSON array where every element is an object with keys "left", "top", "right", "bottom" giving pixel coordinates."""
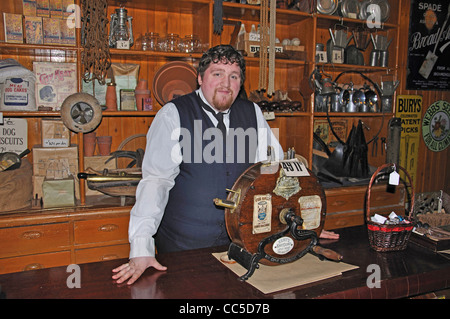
[
  {"left": 181, "top": 35, "right": 201, "bottom": 53},
  {"left": 163, "top": 33, "right": 181, "bottom": 52},
  {"left": 140, "top": 32, "right": 160, "bottom": 51}
]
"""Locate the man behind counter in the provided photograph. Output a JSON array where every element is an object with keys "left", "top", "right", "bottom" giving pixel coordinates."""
[{"left": 112, "top": 45, "right": 338, "bottom": 285}]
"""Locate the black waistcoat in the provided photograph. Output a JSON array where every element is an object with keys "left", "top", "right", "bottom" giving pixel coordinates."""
[{"left": 155, "top": 92, "right": 257, "bottom": 253}]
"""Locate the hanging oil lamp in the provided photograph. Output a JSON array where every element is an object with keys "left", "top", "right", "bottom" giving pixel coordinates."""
[{"left": 109, "top": 6, "right": 134, "bottom": 49}]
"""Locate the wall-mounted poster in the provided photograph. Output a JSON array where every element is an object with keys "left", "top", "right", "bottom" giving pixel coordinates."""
[
  {"left": 422, "top": 100, "right": 450, "bottom": 152},
  {"left": 396, "top": 95, "right": 422, "bottom": 188},
  {"left": 406, "top": 0, "right": 450, "bottom": 90}
]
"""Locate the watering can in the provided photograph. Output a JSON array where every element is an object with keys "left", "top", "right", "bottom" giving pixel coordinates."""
[
  {"left": 369, "top": 33, "right": 393, "bottom": 66},
  {"left": 371, "top": 33, "right": 392, "bottom": 51},
  {"left": 375, "top": 79, "right": 399, "bottom": 96},
  {"left": 352, "top": 28, "right": 370, "bottom": 51},
  {"left": 329, "top": 28, "right": 353, "bottom": 48},
  {"left": 375, "top": 78, "right": 400, "bottom": 112}
]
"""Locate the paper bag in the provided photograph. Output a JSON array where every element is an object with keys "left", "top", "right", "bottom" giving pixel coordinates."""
[{"left": 42, "top": 175, "right": 75, "bottom": 208}]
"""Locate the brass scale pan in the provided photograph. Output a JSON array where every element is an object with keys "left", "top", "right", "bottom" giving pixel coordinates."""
[{"left": 215, "top": 160, "right": 342, "bottom": 281}]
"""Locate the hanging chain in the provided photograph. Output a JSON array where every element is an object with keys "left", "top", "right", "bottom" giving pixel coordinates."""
[{"left": 80, "top": 0, "right": 111, "bottom": 85}]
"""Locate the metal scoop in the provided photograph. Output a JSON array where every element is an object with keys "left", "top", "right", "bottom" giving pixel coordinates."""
[{"left": 0, "top": 149, "right": 30, "bottom": 172}]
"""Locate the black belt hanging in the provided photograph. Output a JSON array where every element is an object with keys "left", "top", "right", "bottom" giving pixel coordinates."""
[{"left": 213, "top": 0, "right": 223, "bottom": 35}]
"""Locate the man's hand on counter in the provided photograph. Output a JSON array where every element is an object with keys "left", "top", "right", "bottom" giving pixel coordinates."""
[
  {"left": 319, "top": 230, "right": 340, "bottom": 240},
  {"left": 112, "top": 256, "right": 167, "bottom": 285},
  {"left": 111, "top": 230, "right": 337, "bottom": 285}
]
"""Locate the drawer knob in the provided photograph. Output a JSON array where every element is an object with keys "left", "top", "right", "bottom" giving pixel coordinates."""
[
  {"left": 98, "top": 224, "right": 119, "bottom": 232},
  {"left": 24, "top": 263, "right": 43, "bottom": 271},
  {"left": 331, "top": 200, "right": 346, "bottom": 206},
  {"left": 22, "top": 231, "right": 43, "bottom": 239},
  {"left": 101, "top": 254, "right": 119, "bottom": 260}
]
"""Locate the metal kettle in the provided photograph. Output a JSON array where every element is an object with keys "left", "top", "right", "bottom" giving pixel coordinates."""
[
  {"left": 339, "top": 82, "right": 358, "bottom": 112},
  {"left": 315, "top": 76, "right": 336, "bottom": 95},
  {"left": 310, "top": 67, "right": 336, "bottom": 95},
  {"left": 363, "top": 85, "right": 379, "bottom": 112}
]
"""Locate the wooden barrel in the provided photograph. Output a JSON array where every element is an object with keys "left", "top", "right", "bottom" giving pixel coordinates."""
[{"left": 223, "top": 161, "right": 327, "bottom": 266}]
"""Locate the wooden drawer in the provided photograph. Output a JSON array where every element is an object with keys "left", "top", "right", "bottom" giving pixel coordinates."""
[
  {"left": 75, "top": 244, "right": 130, "bottom": 264},
  {"left": 74, "top": 216, "right": 129, "bottom": 245},
  {"left": 0, "top": 251, "right": 71, "bottom": 274},
  {"left": 324, "top": 184, "right": 406, "bottom": 230},
  {"left": 324, "top": 211, "right": 364, "bottom": 230},
  {"left": 0, "top": 223, "right": 70, "bottom": 258},
  {"left": 325, "top": 184, "right": 405, "bottom": 214}
]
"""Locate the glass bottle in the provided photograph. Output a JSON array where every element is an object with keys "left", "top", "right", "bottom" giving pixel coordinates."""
[{"left": 249, "top": 24, "right": 258, "bottom": 41}]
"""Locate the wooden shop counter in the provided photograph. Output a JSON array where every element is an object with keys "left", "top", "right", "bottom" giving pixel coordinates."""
[{"left": 0, "top": 226, "right": 449, "bottom": 300}]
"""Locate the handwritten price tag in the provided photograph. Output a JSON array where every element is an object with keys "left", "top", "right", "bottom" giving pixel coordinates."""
[{"left": 280, "top": 159, "right": 309, "bottom": 177}]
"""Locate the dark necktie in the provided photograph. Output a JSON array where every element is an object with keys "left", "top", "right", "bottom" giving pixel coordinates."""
[{"left": 196, "top": 94, "right": 227, "bottom": 143}]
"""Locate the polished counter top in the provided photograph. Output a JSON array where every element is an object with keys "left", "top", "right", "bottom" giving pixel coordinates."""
[{"left": 0, "top": 226, "right": 449, "bottom": 300}]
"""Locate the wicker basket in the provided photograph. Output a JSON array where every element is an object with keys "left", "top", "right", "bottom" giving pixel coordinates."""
[{"left": 366, "top": 163, "right": 415, "bottom": 252}]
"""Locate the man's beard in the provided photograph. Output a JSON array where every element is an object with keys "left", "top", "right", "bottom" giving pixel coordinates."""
[{"left": 212, "top": 89, "right": 234, "bottom": 112}]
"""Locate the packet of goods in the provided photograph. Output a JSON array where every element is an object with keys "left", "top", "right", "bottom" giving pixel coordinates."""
[
  {"left": 371, "top": 212, "right": 411, "bottom": 225},
  {"left": 0, "top": 159, "right": 15, "bottom": 171}
]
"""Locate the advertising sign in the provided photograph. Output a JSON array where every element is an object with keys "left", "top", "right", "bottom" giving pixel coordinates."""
[
  {"left": 396, "top": 95, "right": 422, "bottom": 188},
  {"left": 407, "top": 0, "right": 450, "bottom": 90},
  {"left": 422, "top": 100, "right": 450, "bottom": 152}
]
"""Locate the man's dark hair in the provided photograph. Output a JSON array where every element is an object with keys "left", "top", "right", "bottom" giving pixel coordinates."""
[{"left": 197, "top": 45, "right": 246, "bottom": 85}]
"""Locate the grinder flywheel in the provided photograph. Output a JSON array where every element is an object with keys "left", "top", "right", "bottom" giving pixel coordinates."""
[{"left": 214, "top": 159, "right": 343, "bottom": 281}]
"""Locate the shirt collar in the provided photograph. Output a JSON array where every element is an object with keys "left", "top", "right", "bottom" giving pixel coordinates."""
[{"left": 196, "top": 88, "right": 230, "bottom": 115}]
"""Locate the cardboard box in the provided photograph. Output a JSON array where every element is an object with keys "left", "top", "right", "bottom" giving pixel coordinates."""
[
  {"left": 41, "top": 119, "right": 70, "bottom": 147},
  {"left": 33, "top": 62, "right": 77, "bottom": 111},
  {"left": 236, "top": 34, "right": 283, "bottom": 58},
  {"left": 33, "top": 145, "right": 78, "bottom": 176},
  {"left": 3, "top": 13, "right": 24, "bottom": 44},
  {"left": 32, "top": 145, "right": 79, "bottom": 199},
  {"left": 32, "top": 175, "right": 45, "bottom": 200},
  {"left": 24, "top": 16, "right": 43, "bottom": 45},
  {"left": 239, "top": 40, "right": 284, "bottom": 58}
]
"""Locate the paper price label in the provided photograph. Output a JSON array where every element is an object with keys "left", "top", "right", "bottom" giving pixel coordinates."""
[
  {"left": 389, "top": 171, "right": 400, "bottom": 185},
  {"left": 316, "top": 51, "right": 327, "bottom": 63},
  {"left": 116, "top": 40, "right": 130, "bottom": 49},
  {"left": 332, "top": 49, "right": 343, "bottom": 63},
  {"left": 280, "top": 159, "right": 309, "bottom": 177}
]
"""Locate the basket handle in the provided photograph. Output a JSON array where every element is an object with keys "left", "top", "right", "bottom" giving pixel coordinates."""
[{"left": 366, "top": 163, "right": 415, "bottom": 222}]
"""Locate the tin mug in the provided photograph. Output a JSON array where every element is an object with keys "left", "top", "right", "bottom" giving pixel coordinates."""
[
  {"left": 379, "top": 50, "right": 389, "bottom": 67},
  {"left": 369, "top": 50, "right": 379, "bottom": 66}
]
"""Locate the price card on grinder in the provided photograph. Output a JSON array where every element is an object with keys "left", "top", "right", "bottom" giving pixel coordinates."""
[{"left": 280, "top": 159, "right": 309, "bottom": 177}]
